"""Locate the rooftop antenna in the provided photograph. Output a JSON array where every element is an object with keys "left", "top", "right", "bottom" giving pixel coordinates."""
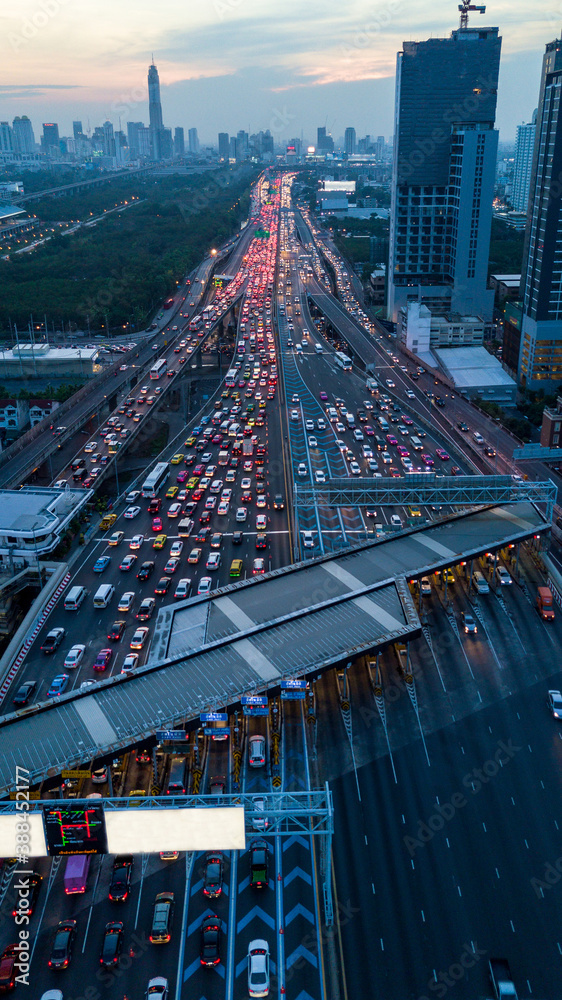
[{"left": 458, "top": 1, "right": 486, "bottom": 29}]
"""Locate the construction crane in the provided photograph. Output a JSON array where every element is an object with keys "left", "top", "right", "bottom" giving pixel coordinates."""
[{"left": 458, "top": 1, "right": 486, "bottom": 30}]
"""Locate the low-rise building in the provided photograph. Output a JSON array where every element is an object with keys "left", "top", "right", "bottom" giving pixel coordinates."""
[
  {"left": 433, "top": 345, "right": 517, "bottom": 405},
  {"left": 540, "top": 397, "right": 562, "bottom": 448},
  {"left": 0, "top": 486, "right": 92, "bottom": 570},
  {"left": 489, "top": 273, "right": 521, "bottom": 304},
  {"left": 0, "top": 344, "right": 98, "bottom": 378},
  {"left": 28, "top": 399, "right": 60, "bottom": 427},
  {"left": 0, "top": 399, "right": 28, "bottom": 436},
  {"left": 398, "top": 302, "right": 485, "bottom": 353}
]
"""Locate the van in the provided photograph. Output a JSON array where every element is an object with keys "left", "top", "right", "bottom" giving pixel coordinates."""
[
  {"left": 93, "top": 583, "right": 115, "bottom": 608},
  {"left": 166, "top": 756, "right": 188, "bottom": 794},
  {"left": 64, "top": 585, "right": 87, "bottom": 611},
  {"left": 228, "top": 423, "right": 240, "bottom": 438},
  {"left": 64, "top": 855, "right": 91, "bottom": 894},
  {"left": 327, "top": 407, "right": 338, "bottom": 422},
  {"left": 177, "top": 518, "right": 194, "bottom": 537},
  {"left": 472, "top": 570, "right": 489, "bottom": 594},
  {"left": 220, "top": 421, "right": 230, "bottom": 435},
  {"left": 410, "top": 436, "right": 423, "bottom": 451},
  {"left": 315, "top": 344, "right": 323, "bottom": 354},
  {"left": 346, "top": 413, "right": 356, "bottom": 428},
  {"left": 218, "top": 451, "right": 229, "bottom": 466},
  {"left": 473, "top": 431, "right": 484, "bottom": 445},
  {"left": 537, "top": 586, "right": 555, "bottom": 621}
]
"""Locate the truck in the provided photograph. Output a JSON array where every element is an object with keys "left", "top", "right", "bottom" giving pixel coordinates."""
[
  {"left": 366, "top": 376, "right": 378, "bottom": 393},
  {"left": 242, "top": 439, "right": 253, "bottom": 456},
  {"left": 488, "top": 958, "right": 518, "bottom": 999},
  {"left": 537, "top": 585, "right": 555, "bottom": 621}
]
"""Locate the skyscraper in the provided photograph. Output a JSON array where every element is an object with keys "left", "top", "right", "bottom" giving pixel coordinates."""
[
  {"left": 218, "top": 133, "right": 229, "bottom": 159},
  {"left": 127, "top": 122, "right": 144, "bottom": 157},
  {"left": 12, "top": 116, "right": 35, "bottom": 155},
  {"left": 102, "top": 120, "right": 115, "bottom": 157},
  {"left": 388, "top": 22, "right": 501, "bottom": 322},
  {"left": 0, "top": 123, "right": 13, "bottom": 154},
  {"left": 73, "top": 121, "right": 83, "bottom": 140},
  {"left": 174, "top": 127, "right": 185, "bottom": 157},
  {"left": 41, "top": 123, "right": 60, "bottom": 157},
  {"left": 148, "top": 61, "right": 164, "bottom": 160},
  {"left": 512, "top": 112, "right": 537, "bottom": 213},
  {"left": 188, "top": 128, "right": 199, "bottom": 154},
  {"left": 519, "top": 38, "right": 562, "bottom": 388},
  {"left": 344, "top": 127, "right": 356, "bottom": 155}
]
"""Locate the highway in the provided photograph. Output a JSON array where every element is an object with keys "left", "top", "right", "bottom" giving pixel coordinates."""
[{"left": 2, "top": 169, "right": 562, "bottom": 1000}]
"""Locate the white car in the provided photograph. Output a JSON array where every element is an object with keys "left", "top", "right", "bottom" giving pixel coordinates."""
[
  {"left": 221, "top": 488, "right": 232, "bottom": 501},
  {"left": 248, "top": 939, "right": 270, "bottom": 998},
  {"left": 144, "top": 977, "right": 168, "bottom": 1000},
  {"left": 390, "top": 514, "right": 402, "bottom": 528},
  {"left": 406, "top": 389, "right": 416, "bottom": 399},
  {"left": 217, "top": 500, "right": 230, "bottom": 515},
  {"left": 336, "top": 422, "right": 346, "bottom": 434},
  {"left": 121, "top": 653, "right": 139, "bottom": 675},
  {"left": 256, "top": 514, "right": 267, "bottom": 531},
  {"left": 548, "top": 690, "right": 562, "bottom": 719},
  {"left": 64, "top": 644, "right": 85, "bottom": 669},
  {"left": 302, "top": 531, "right": 315, "bottom": 548},
  {"left": 314, "top": 470, "right": 326, "bottom": 484},
  {"left": 125, "top": 490, "right": 140, "bottom": 503},
  {"left": 308, "top": 436, "right": 318, "bottom": 448},
  {"left": 170, "top": 540, "right": 183, "bottom": 557},
  {"left": 236, "top": 507, "right": 247, "bottom": 523},
  {"left": 118, "top": 592, "right": 135, "bottom": 612},
  {"left": 241, "top": 478, "right": 252, "bottom": 490},
  {"left": 496, "top": 565, "right": 512, "bottom": 586},
  {"left": 167, "top": 502, "right": 182, "bottom": 518},
  {"left": 305, "top": 419, "right": 314, "bottom": 431},
  {"left": 130, "top": 534, "right": 144, "bottom": 550},
  {"left": 297, "top": 463, "right": 308, "bottom": 477},
  {"left": 84, "top": 441, "right": 97, "bottom": 453},
  {"left": 206, "top": 552, "right": 221, "bottom": 570},
  {"left": 124, "top": 506, "right": 141, "bottom": 519},
  {"left": 386, "top": 379, "right": 395, "bottom": 388},
  {"left": 368, "top": 459, "right": 379, "bottom": 472},
  {"left": 251, "top": 797, "right": 269, "bottom": 831},
  {"left": 198, "top": 576, "right": 212, "bottom": 595},
  {"left": 350, "top": 462, "right": 361, "bottom": 475},
  {"left": 381, "top": 451, "right": 392, "bottom": 464},
  {"left": 290, "top": 409, "right": 299, "bottom": 421},
  {"left": 420, "top": 577, "right": 432, "bottom": 596},
  {"left": 317, "top": 418, "right": 326, "bottom": 429}
]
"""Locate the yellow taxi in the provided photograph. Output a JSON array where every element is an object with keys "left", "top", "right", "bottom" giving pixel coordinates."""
[
  {"left": 170, "top": 453, "right": 184, "bottom": 465},
  {"left": 184, "top": 436, "right": 196, "bottom": 447},
  {"left": 187, "top": 477, "right": 199, "bottom": 490},
  {"left": 166, "top": 486, "right": 179, "bottom": 499},
  {"left": 153, "top": 534, "right": 167, "bottom": 549}
]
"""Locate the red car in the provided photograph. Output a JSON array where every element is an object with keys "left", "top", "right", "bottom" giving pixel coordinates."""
[
  {"left": 192, "top": 488, "right": 204, "bottom": 501},
  {"left": 193, "top": 464, "right": 204, "bottom": 476},
  {"left": 436, "top": 448, "right": 450, "bottom": 461},
  {"left": 176, "top": 470, "right": 188, "bottom": 483},
  {"left": 152, "top": 516, "right": 163, "bottom": 532},
  {"left": 93, "top": 648, "right": 113, "bottom": 671},
  {"left": 211, "top": 434, "right": 223, "bottom": 445},
  {"left": 0, "top": 945, "right": 19, "bottom": 990}
]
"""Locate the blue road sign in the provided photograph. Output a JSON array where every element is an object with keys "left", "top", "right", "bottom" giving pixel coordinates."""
[
  {"left": 203, "top": 727, "right": 231, "bottom": 736},
  {"left": 243, "top": 706, "right": 270, "bottom": 716},
  {"left": 200, "top": 712, "right": 228, "bottom": 722},
  {"left": 241, "top": 696, "right": 268, "bottom": 705},
  {"left": 281, "top": 689, "right": 307, "bottom": 700},
  {"left": 281, "top": 679, "right": 307, "bottom": 689},
  {"left": 156, "top": 730, "right": 186, "bottom": 741}
]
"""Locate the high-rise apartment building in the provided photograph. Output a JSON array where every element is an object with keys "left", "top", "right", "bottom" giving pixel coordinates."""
[
  {"left": 519, "top": 37, "right": 562, "bottom": 388},
  {"left": 0, "top": 123, "right": 13, "bottom": 154},
  {"left": 388, "top": 23, "right": 501, "bottom": 322},
  {"left": 174, "top": 127, "right": 185, "bottom": 156},
  {"left": 317, "top": 126, "right": 334, "bottom": 154},
  {"left": 73, "top": 121, "right": 83, "bottom": 140},
  {"left": 218, "top": 133, "right": 229, "bottom": 159},
  {"left": 188, "top": 127, "right": 199, "bottom": 154},
  {"left": 512, "top": 111, "right": 537, "bottom": 213},
  {"left": 127, "top": 122, "right": 144, "bottom": 157},
  {"left": 102, "top": 120, "right": 115, "bottom": 157},
  {"left": 41, "top": 123, "right": 60, "bottom": 157},
  {"left": 12, "top": 116, "right": 35, "bottom": 155},
  {"left": 344, "top": 127, "right": 356, "bottom": 155}
]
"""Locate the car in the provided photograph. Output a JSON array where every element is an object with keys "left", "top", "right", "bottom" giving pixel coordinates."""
[
  {"left": 251, "top": 796, "right": 269, "bottom": 831},
  {"left": 253, "top": 558, "right": 265, "bottom": 574},
  {"left": 548, "top": 689, "right": 562, "bottom": 719},
  {"left": 94, "top": 648, "right": 112, "bottom": 671},
  {"left": 121, "top": 653, "right": 139, "bottom": 674},
  {"left": 120, "top": 554, "right": 137, "bottom": 571},
  {"left": 164, "top": 557, "right": 180, "bottom": 574},
  {"left": 130, "top": 533, "right": 145, "bottom": 549},
  {"left": 462, "top": 612, "right": 478, "bottom": 634},
  {"left": 236, "top": 507, "right": 248, "bottom": 523},
  {"left": 124, "top": 505, "right": 141, "bottom": 519},
  {"left": 308, "top": 435, "right": 318, "bottom": 448},
  {"left": 451, "top": 465, "right": 461, "bottom": 476},
  {"left": 249, "top": 840, "right": 269, "bottom": 889},
  {"left": 199, "top": 915, "right": 221, "bottom": 967},
  {"left": 458, "top": 421, "right": 469, "bottom": 431},
  {"left": 496, "top": 565, "right": 512, "bottom": 586},
  {"left": 153, "top": 533, "right": 167, "bottom": 550},
  {"left": 319, "top": 390, "right": 328, "bottom": 401},
  {"left": 150, "top": 891, "right": 175, "bottom": 944},
  {"left": 314, "top": 470, "right": 326, "bottom": 484},
  {"left": 232, "top": 530, "right": 243, "bottom": 545},
  {"left": 203, "top": 853, "right": 224, "bottom": 897},
  {"left": 206, "top": 552, "right": 221, "bottom": 571},
  {"left": 62, "top": 643, "right": 85, "bottom": 670},
  {"left": 390, "top": 514, "right": 402, "bottom": 528},
  {"left": 107, "top": 530, "right": 125, "bottom": 547},
  {"left": 118, "top": 592, "right": 135, "bottom": 613},
  {"left": 385, "top": 379, "right": 395, "bottom": 388},
  {"left": 108, "top": 855, "right": 134, "bottom": 902},
  {"left": 145, "top": 977, "right": 168, "bottom": 1000},
  {"left": 198, "top": 577, "right": 212, "bottom": 595},
  {"left": 41, "top": 626, "right": 66, "bottom": 654},
  {"left": 93, "top": 555, "right": 111, "bottom": 573},
  {"left": 170, "top": 453, "right": 184, "bottom": 465},
  {"left": 349, "top": 461, "right": 361, "bottom": 475},
  {"left": 420, "top": 577, "right": 432, "bottom": 596},
  {"left": 436, "top": 448, "right": 450, "bottom": 461},
  {"left": 167, "top": 502, "right": 182, "bottom": 518},
  {"left": 100, "top": 921, "right": 124, "bottom": 967},
  {"left": 49, "top": 919, "right": 77, "bottom": 968},
  {"left": 108, "top": 620, "right": 126, "bottom": 641},
  {"left": 47, "top": 673, "right": 69, "bottom": 697},
  {"left": 297, "top": 462, "right": 308, "bottom": 477},
  {"left": 248, "top": 939, "right": 270, "bottom": 997},
  {"left": 273, "top": 494, "right": 284, "bottom": 510},
  {"left": 217, "top": 499, "right": 230, "bottom": 515},
  {"left": 12, "top": 679, "right": 37, "bottom": 707},
  {"left": 165, "top": 486, "right": 179, "bottom": 499},
  {"left": 137, "top": 597, "right": 156, "bottom": 620},
  {"left": 484, "top": 445, "right": 497, "bottom": 457},
  {"left": 256, "top": 514, "right": 267, "bottom": 531},
  {"left": 130, "top": 627, "right": 149, "bottom": 650}
]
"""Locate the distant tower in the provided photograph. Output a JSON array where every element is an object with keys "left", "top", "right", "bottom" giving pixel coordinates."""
[
  {"left": 344, "top": 127, "right": 356, "bottom": 155},
  {"left": 148, "top": 60, "right": 164, "bottom": 160},
  {"left": 188, "top": 127, "right": 199, "bottom": 154},
  {"left": 512, "top": 111, "right": 537, "bottom": 214}
]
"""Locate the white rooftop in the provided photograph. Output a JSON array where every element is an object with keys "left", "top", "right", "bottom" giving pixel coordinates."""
[
  {"left": 434, "top": 346, "right": 516, "bottom": 389},
  {"left": 0, "top": 345, "right": 98, "bottom": 361}
]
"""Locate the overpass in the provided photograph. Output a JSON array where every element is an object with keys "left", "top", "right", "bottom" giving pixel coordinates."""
[{"left": 0, "top": 498, "right": 548, "bottom": 795}]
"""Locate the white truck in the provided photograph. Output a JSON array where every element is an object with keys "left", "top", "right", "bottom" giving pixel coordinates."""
[
  {"left": 366, "top": 377, "right": 378, "bottom": 393},
  {"left": 488, "top": 959, "right": 518, "bottom": 1000}
]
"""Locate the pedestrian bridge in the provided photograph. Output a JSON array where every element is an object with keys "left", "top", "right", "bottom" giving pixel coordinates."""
[{"left": 0, "top": 500, "right": 548, "bottom": 794}]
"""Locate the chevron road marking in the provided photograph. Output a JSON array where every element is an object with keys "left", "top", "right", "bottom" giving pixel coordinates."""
[
  {"left": 283, "top": 866, "right": 312, "bottom": 888},
  {"left": 236, "top": 905, "right": 275, "bottom": 933},
  {"left": 284, "top": 902, "right": 315, "bottom": 925},
  {"left": 286, "top": 944, "right": 318, "bottom": 969}
]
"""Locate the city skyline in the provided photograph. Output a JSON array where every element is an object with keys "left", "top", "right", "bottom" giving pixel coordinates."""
[{"left": 1, "top": 0, "right": 557, "bottom": 144}]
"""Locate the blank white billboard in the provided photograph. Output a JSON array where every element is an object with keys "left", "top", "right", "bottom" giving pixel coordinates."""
[{"left": 106, "top": 806, "right": 246, "bottom": 854}]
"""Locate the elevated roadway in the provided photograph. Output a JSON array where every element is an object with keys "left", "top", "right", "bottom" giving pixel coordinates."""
[{"left": 0, "top": 499, "right": 548, "bottom": 794}]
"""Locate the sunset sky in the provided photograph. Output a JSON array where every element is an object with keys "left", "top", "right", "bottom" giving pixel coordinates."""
[{"left": 0, "top": 0, "right": 556, "bottom": 144}]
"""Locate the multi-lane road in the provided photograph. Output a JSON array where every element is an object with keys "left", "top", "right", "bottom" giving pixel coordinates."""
[{"left": 2, "top": 169, "right": 562, "bottom": 1000}]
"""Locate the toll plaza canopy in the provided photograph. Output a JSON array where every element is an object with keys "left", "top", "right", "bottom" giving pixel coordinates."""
[{"left": 0, "top": 501, "right": 547, "bottom": 793}]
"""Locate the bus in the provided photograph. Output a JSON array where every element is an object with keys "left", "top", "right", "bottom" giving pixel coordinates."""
[
  {"left": 202, "top": 306, "right": 215, "bottom": 328},
  {"left": 334, "top": 351, "right": 352, "bottom": 371},
  {"left": 141, "top": 462, "right": 170, "bottom": 498},
  {"left": 150, "top": 358, "right": 168, "bottom": 380},
  {"left": 225, "top": 368, "right": 238, "bottom": 388}
]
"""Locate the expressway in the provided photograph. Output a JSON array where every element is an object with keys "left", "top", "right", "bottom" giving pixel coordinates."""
[{"left": 1, "top": 170, "right": 562, "bottom": 1000}]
